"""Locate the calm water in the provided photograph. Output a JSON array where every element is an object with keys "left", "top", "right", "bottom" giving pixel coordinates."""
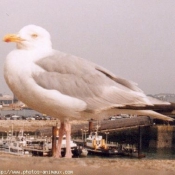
[
  {"left": 0, "top": 109, "right": 42, "bottom": 117},
  {"left": 143, "top": 148, "right": 175, "bottom": 160},
  {"left": 86, "top": 148, "right": 175, "bottom": 160}
]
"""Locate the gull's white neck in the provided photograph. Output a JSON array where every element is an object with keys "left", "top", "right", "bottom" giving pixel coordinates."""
[
  {"left": 4, "top": 48, "right": 54, "bottom": 81},
  {"left": 6, "top": 47, "right": 53, "bottom": 63},
  {"left": 4, "top": 49, "right": 53, "bottom": 99}
]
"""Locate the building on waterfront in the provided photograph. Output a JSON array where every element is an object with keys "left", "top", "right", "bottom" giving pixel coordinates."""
[
  {"left": 0, "top": 94, "right": 13, "bottom": 106},
  {"left": 149, "top": 93, "right": 175, "bottom": 103}
]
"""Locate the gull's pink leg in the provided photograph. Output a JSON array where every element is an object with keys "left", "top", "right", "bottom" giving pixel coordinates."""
[
  {"left": 55, "top": 122, "right": 64, "bottom": 158},
  {"left": 64, "top": 121, "right": 73, "bottom": 158}
]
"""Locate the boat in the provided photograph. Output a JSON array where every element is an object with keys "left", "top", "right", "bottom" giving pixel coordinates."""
[
  {"left": 1, "top": 129, "right": 83, "bottom": 157},
  {"left": 121, "top": 144, "right": 145, "bottom": 158},
  {"left": 0, "top": 129, "right": 38, "bottom": 156},
  {"left": 1, "top": 137, "right": 31, "bottom": 156},
  {"left": 84, "top": 132, "right": 143, "bottom": 158},
  {"left": 23, "top": 138, "right": 51, "bottom": 156},
  {"left": 9, "top": 141, "right": 25, "bottom": 153},
  {"left": 85, "top": 132, "right": 119, "bottom": 156},
  {"left": 44, "top": 135, "right": 81, "bottom": 157},
  {"left": 76, "top": 145, "right": 88, "bottom": 157},
  {"left": 0, "top": 138, "right": 4, "bottom": 149}
]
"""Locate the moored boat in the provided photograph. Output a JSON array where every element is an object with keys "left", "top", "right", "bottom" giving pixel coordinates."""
[
  {"left": 44, "top": 135, "right": 82, "bottom": 157},
  {"left": 85, "top": 132, "right": 119, "bottom": 156}
]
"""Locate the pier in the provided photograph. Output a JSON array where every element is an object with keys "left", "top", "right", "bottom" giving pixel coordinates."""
[{"left": 0, "top": 116, "right": 152, "bottom": 134}]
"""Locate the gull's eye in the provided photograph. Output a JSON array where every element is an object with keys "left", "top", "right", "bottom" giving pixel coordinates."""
[{"left": 31, "top": 33, "right": 38, "bottom": 38}]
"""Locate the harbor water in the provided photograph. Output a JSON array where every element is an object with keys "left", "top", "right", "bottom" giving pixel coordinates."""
[
  {"left": 143, "top": 148, "right": 175, "bottom": 160},
  {"left": 86, "top": 148, "right": 175, "bottom": 160},
  {"left": 0, "top": 109, "right": 42, "bottom": 117}
]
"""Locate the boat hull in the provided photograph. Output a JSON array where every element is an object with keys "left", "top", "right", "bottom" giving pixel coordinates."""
[{"left": 86, "top": 147, "right": 119, "bottom": 156}]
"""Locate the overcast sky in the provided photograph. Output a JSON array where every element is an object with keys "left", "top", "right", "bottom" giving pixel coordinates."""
[{"left": 0, "top": 0, "right": 175, "bottom": 95}]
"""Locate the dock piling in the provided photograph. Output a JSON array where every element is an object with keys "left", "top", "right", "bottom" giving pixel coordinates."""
[
  {"left": 52, "top": 125, "right": 58, "bottom": 157},
  {"left": 89, "top": 119, "right": 93, "bottom": 134},
  {"left": 138, "top": 126, "right": 143, "bottom": 158}
]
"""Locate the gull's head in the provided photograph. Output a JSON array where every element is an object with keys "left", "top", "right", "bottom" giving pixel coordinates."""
[{"left": 3, "top": 25, "right": 52, "bottom": 50}]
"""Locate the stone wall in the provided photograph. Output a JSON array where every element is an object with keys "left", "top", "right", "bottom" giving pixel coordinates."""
[{"left": 149, "top": 125, "right": 175, "bottom": 148}]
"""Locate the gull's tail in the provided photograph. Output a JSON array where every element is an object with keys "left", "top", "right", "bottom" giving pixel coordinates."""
[
  {"left": 85, "top": 108, "right": 174, "bottom": 122},
  {"left": 116, "top": 109, "right": 174, "bottom": 121}
]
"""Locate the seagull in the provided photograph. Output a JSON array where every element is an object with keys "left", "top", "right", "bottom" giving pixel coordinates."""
[{"left": 3, "top": 25, "right": 173, "bottom": 158}]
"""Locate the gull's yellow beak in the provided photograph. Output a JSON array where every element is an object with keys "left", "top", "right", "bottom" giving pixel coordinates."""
[{"left": 3, "top": 34, "right": 25, "bottom": 43}]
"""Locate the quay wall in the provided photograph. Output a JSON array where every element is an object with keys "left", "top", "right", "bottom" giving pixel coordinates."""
[
  {"left": 149, "top": 125, "right": 175, "bottom": 148},
  {"left": 93, "top": 125, "right": 175, "bottom": 149}
]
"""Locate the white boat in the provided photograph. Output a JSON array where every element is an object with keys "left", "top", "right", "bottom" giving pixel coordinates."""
[
  {"left": 44, "top": 135, "right": 77, "bottom": 149},
  {"left": 2, "top": 138, "right": 31, "bottom": 156},
  {"left": 44, "top": 135, "right": 80, "bottom": 157},
  {"left": 9, "top": 141, "right": 25, "bottom": 153},
  {"left": 0, "top": 138, "right": 4, "bottom": 149},
  {"left": 86, "top": 132, "right": 106, "bottom": 149},
  {"left": 85, "top": 132, "right": 118, "bottom": 156},
  {"left": 1, "top": 129, "right": 31, "bottom": 156}
]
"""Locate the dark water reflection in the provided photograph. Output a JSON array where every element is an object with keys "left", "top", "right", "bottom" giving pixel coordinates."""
[
  {"left": 86, "top": 148, "right": 175, "bottom": 160},
  {"left": 0, "top": 109, "right": 42, "bottom": 117},
  {"left": 143, "top": 148, "right": 175, "bottom": 160}
]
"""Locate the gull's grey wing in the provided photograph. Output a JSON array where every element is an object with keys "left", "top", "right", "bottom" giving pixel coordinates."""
[
  {"left": 33, "top": 51, "right": 152, "bottom": 112},
  {"left": 37, "top": 50, "right": 143, "bottom": 93},
  {"left": 95, "top": 65, "right": 144, "bottom": 93}
]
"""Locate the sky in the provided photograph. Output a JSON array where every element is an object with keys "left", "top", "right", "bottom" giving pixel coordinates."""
[{"left": 0, "top": 0, "right": 175, "bottom": 95}]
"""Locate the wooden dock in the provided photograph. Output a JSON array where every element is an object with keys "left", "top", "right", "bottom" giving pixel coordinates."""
[
  {"left": 69, "top": 116, "right": 153, "bottom": 135},
  {"left": 0, "top": 120, "right": 58, "bottom": 131},
  {"left": 0, "top": 116, "right": 152, "bottom": 133},
  {"left": 22, "top": 146, "right": 51, "bottom": 156}
]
